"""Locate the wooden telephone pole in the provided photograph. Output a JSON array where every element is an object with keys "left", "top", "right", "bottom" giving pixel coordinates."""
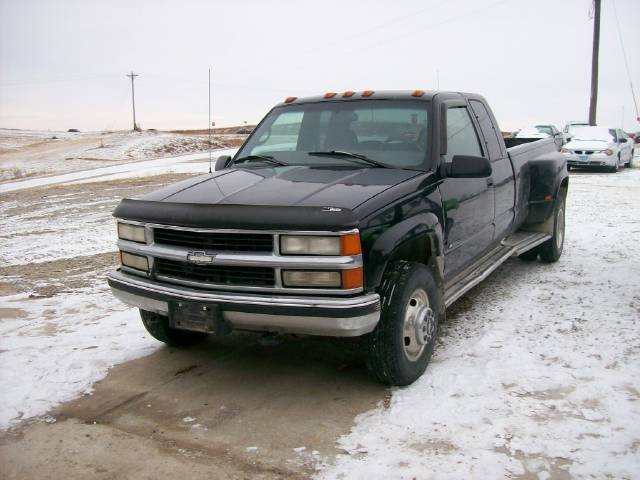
[
  {"left": 589, "top": 0, "right": 601, "bottom": 126},
  {"left": 126, "top": 71, "right": 140, "bottom": 131}
]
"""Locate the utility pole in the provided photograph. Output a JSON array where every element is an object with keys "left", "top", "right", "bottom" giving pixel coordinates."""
[
  {"left": 126, "top": 71, "right": 140, "bottom": 131},
  {"left": 589, "top": 0, "right": 601, "bottom": 126}
]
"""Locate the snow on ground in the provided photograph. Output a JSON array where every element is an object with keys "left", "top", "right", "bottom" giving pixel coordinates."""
[
  {"left": 0, "top": 287, "right": 159, "bottom": 429},
  {"left": 0, "top": 147, "right": 236, "bottom": 194},
  {"left": 318, "top": 169, "right": 640, "bottom": 479},
  {"left": 0, "top": 128, "right": 241, "bottom": 182}
]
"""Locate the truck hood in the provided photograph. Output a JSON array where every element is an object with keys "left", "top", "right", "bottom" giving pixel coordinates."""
[{"left": 141, "top": 165, "right": 422, "bottom": 211}]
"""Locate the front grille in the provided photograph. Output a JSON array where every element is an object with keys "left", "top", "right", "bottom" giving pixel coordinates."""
[
  {"left": 574, "top": 150, "right": 596, "bottom": 155},
  {"left": 153, "top": 228, "right": 273, "bottom": 252},
  {"left": 155, "top": 258, "right": 275, "bottom": 287}
]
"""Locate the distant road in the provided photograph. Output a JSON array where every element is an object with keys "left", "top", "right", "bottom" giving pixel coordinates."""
[{"left": 0, "top": 148, "right": 237, "bottom": 194}]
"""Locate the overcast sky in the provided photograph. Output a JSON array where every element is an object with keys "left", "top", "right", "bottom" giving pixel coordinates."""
[{"left": 0, "top": 0, "right": 638, "bottom": 132}]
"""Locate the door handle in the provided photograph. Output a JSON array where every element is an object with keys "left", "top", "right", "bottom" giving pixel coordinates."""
[{"left": 486, "top": 178, "right": 494, "bottom": 187}]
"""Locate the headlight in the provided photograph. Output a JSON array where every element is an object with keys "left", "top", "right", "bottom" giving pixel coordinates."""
[
  {"left": 120, "top": 251, "right": 149, "bottom": 271},
  {"left": 118, "top": 222, "right": 146, "bottom": 243},
  {"left": 282, "top": 268, "right": 363, "bottom": 289},
  {"left": 605, "top": 148, "right": 614, "bottom": 156},
  {"left": 560, "top": 148, "right": 571, "bottom": 154},
  {"left": 280, "top": 233, "right": 361, "bottom": 256},
  {"left": 282, "top": 270, "right": 342, "bottom": 288}
]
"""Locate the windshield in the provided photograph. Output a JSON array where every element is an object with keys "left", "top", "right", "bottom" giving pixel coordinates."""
[
  {"left": 570, "top": 126, "right": 615, "bottom": 142},
  {"left": 236, "top": 100, "right": 431, "bottom": 169}
]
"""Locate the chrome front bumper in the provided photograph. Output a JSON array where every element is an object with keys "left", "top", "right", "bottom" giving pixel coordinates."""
[{"left": 107, "top": 270, "right": 380, "bottom": 337}]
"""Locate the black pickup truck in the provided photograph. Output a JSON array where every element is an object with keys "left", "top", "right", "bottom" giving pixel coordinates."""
[{"left": 108, "top": 90, "right": 568, "bottom": 386}]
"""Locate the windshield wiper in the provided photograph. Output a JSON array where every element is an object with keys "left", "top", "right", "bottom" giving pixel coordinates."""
[
  {"left": 307, "top": 150, "right": 391, "bottom": 168},
  {"left": 231, "top": 155, "right": 289, "bottom": 167}
]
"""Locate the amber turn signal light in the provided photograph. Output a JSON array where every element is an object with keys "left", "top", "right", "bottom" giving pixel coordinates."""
[
  {"left": 340, "top": 233, "right": 362, "bottom": 256},
  {"left": 341, "top": 267, "right": 364, "bottom": 289}
]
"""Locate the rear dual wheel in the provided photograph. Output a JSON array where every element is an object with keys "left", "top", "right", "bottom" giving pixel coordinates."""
[
  {"left": 518, "top": 197, "right": 565, "bottom": 263},
  {"left": 366, "top": 262, "right": 442, "bottom": 386}
]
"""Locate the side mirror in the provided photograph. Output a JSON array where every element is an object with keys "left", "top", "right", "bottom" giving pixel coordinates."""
[
  {"left": 215, "top": 155, "right": 232, "bottom": 171},
  {"left": 445, "top": 155, "right": 492, "bottom": 178}
]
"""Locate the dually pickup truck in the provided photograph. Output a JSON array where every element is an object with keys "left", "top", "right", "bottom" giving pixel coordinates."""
[{"left": 108, "top": 90, "right": 568, "bottom": 386}]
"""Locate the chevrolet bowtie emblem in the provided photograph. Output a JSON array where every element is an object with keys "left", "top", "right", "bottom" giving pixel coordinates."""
[{"left": 186, "top": 251, "right": 215, "bottom": 264}]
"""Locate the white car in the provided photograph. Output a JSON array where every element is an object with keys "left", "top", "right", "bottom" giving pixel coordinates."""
[
  {"left": 514, "top": 125, "right": 564, "bottom": 149},
  {"left": 561, "top": 126, "right": 633, "bottom": 172},
  {"left": 562, "top": 121, "right": 590, "bottom": 143}
]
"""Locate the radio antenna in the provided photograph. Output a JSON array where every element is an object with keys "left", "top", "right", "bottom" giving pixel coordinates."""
[{"left": 208, "top": 68, "right": 212, "bottom": 173}]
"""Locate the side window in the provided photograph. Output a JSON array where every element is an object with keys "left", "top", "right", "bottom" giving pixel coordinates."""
[
  {"left": 444, "top": 107, "right": 482, "bottom": 163},
  {"left": 469, "top": 100, "right": 503, "bottom": 160},
  {"left": 251, "top": 111, "right": 303, "bottom": 154}
]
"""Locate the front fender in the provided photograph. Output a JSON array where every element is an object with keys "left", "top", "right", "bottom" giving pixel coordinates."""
[{"left": 362, "top": 212, "right": 444, "bottom": 292}]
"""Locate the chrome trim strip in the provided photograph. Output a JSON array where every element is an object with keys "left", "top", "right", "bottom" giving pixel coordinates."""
[
  {"left": 118, "top": 240, "right": 363, "bottom": 269},
  {"left": 154, "top": 274, "right": 363, "bottom": 295},
  {"left": 108, "top": 270, "right": 379, "bottom": 309},
  {"left": 117, "top": 219, "right": 358, "bottom": 236}
]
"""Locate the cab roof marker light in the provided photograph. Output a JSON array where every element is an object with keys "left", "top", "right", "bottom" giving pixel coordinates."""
[
  {"left": 342, "top": 91, "right": 355, "bottom": 97},
  {"left": 324, "top": 92, "right": 337, "bottom": 98},
  {"left": 412, "top": 89, "right": 425, "bottom": 97},
  {"left": 361, "top": 90, "right": 375, "bottom": 97},
  {"left": 285, "top": 96, "right": 297, "bottom": 103}
]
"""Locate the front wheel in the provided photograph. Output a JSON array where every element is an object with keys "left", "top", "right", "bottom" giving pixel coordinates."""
[
  {"left": 539, "top": 198, "right": 565, "bottom": 263},
  {"left": 366, "top": 262, "right": 442, "bottom": 386},
  {"left": 140, "top": 309, "right": 208, "bottom": 346}
]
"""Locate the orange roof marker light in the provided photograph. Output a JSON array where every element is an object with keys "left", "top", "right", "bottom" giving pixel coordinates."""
[
  {"left": 412, "top": 89, "right": 426, "bottom": 97},
  {"left": 285, "top": 96, "right": 297, "bottom": 103},
  {"left": 342, "top": 91, "right": 355, "bottom": 97},
  {"left": 361, "top": 90, "right": 375, "bottom": 97},
  {"left": 324, "top": 92, "right": 337, "bottom": 99}
]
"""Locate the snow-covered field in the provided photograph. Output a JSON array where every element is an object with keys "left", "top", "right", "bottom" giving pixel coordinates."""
[
  {"left": 319, "top": 169, "right": 640, "bottom": 479},
  {"left": 0, "top": 128, "right": 242, "bottom": 182},
  {"left": 0, "top": 160, "right": 639, "bottom": 479}
]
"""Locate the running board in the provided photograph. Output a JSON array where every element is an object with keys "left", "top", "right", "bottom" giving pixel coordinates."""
[{"left": 444, "top": 231, "right": 550, "bottom": 308}]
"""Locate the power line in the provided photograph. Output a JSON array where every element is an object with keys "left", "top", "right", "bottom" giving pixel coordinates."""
[{"left": 612, "top": 0, "right": 639, "bottom": 124}]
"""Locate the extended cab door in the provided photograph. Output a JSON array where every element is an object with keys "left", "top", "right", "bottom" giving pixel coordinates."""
[
  {"left": 438, "top": 102, "right": 495, "bottom": 278},
  {"left": 468, "top": 98, "right": 515, "bottom": 242}
]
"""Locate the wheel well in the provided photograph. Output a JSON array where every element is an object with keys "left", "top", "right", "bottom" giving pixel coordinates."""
[
  {"left": 559, "top": 177, "right": 569, "bottom": 201},
  {"left": 382, "top": 233, "right": 445, "bottom": 308}
]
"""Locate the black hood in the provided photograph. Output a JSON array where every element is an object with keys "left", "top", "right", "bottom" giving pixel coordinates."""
[
  {"left": 113, "top": 166, "right": 424, "bottom": 231},
  {"left": 142, "top": 166, "right": 421, "bottom": 210}
]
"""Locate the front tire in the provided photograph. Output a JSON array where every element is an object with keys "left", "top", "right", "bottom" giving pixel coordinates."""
[
  {"left": 366, "top": 262, "right": 442, "bottom": 386},
  {"left": 140, "top": 309, "right": 208, "bottom": 346},
  {"left": 539, "top": 198, "right": 565, "bottom": 263}
]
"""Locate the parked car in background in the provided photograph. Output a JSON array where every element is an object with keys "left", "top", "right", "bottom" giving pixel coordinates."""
[
  {"left": 511, "top": 125, "right": 563, "bottom": 150},
  {"left": 562, "top": 121, "right": 589, "bottom": 143},
  {"left": 561, "top": 126, "right": 633, "bottom": 172}
]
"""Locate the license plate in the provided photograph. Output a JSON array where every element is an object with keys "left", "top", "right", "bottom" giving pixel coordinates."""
[
  {"left": 578, "top": 155, "right": 588, "bottom": 161},
  {"left": 168, "top": 301, "right": 230, "bottom": 334}
]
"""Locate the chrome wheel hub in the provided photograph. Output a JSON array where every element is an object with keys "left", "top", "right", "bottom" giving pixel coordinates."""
[{"left": 402, "top": 289, "right": 436, "bottom": 362}]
